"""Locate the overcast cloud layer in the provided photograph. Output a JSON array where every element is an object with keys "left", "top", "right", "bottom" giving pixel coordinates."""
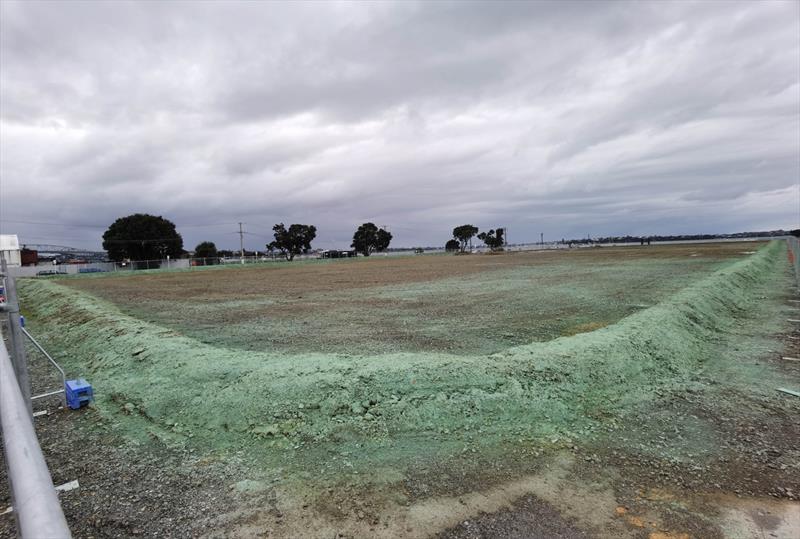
[{"left": 1, "top": 0, "right": 798, "bottom": 251}]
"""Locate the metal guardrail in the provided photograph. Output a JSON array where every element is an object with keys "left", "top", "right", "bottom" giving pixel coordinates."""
[{"left": 0, "top": 341, "right": 72, "bottom": 538}]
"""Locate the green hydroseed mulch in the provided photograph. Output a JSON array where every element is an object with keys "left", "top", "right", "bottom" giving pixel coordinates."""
[{"left": 17, "top": 241, "right": 795, "bottom": 485}]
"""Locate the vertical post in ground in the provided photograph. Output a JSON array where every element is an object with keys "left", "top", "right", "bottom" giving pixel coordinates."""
[
  {"left": 239, "top": 222, "right": 245, "bottom": 264},
  {"left": 1, "top": 258, "right": 32, "bottom": 415}
]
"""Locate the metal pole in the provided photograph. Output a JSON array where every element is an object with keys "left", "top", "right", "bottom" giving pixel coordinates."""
[
  {"left": 21, "top": 327, "right": 67, "bottom": 409},
  {"left": 239, "top": 222, "right": 245, "bottom": 264},
  {"left": 1, "top": 258, "right": 32, "bottom": 414},
  {"left": 0, "top": 341, "right": 72, "bottom": 538}
]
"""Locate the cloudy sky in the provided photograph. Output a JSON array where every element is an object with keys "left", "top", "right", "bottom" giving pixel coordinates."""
[{"left": 1, "top": 0, "right": 798, "bottom": 251}]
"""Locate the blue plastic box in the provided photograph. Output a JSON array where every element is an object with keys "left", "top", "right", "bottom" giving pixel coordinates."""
[{"left": 65, "top": 378, "right": 93, "bottom": 410}]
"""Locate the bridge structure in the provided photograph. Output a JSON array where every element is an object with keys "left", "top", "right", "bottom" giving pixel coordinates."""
[{"left": 20, "top": 244, "right": 106, "bottom": 261}]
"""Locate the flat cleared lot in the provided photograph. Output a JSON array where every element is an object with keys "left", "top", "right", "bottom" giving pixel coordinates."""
[
  {"left": 63, "top": 243, "right": 756, "bottom": 355},
  {"left": 4, "top": 241, "right": 798, "bottom": 539}
]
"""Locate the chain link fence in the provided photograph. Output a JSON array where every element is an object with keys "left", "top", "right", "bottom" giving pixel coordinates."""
[
  {"left": 5, "top": 252, "right": 329, "bottom": 277},
  {"left": 4, "top": 236, "right": 794, "bottom": 278},
  {"left": 787, "top": 235, "right": 799, "bottom": 285}
]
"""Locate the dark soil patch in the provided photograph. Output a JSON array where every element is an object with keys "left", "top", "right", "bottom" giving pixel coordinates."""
[{"left": 436, "top": 494, "right": 591, "bottom": 539}]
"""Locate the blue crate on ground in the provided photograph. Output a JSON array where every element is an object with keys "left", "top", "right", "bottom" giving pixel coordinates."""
[{"left": 65, "top": 378, "right": 93, "bottom": 410}]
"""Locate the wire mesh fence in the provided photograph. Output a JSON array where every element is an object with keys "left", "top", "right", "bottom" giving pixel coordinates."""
[
  {"left": 787, "top": 236, "right": 799, "bottom": 285},
  {"left": 5, "top": 252, "right": 337, "bottom": 277},
  {"left": 4, "top": 235, "right": 794, "bottom": 278}
]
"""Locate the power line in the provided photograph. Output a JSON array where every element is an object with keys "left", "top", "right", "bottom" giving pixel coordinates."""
[
  {"left": 240, "top": 221, "right": 275, "bottom": 230},
  {"left": 1, "top": 219, "right": 239, "bottom": 229},
  {"left": 1, "top": 219, "right": 105, "bottom": 229},
  {"left": 243, "top": 231, "right": 272, "bottom": 239},
  {"left": 173, "top": 222, "right": 239, "bottom": 228},
  {"left": 102, "top": 238, "right": 183, "bottom": 243}
]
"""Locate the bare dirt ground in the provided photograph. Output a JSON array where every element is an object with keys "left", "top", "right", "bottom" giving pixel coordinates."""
[
  {"left": 61, "top": 243, "right": 755, "bottom": 356},
  {"left": 0, "top": 322, "right": 249, "bottom": 539},
  {"left": 62, "top": 244, "right": 754, "bottom": 299},
  {"left": 2, "top": 242, "right": 798, "bottom": 538}
]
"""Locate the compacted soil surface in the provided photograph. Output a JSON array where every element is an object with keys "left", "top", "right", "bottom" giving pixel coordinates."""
[
  {"left": 61, "top": 243, "right": 755, "bottom": 356},
  {"left": 1, "top": 241, "right": 798, "bottom": 538}
]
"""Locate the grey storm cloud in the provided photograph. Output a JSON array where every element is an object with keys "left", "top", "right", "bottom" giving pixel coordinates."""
[{"left": 0, "top": 0, "right": 798, "bottom": 251}]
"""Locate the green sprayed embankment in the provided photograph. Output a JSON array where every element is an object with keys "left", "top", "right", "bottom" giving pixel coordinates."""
[{"left": 18, "top": 241, "right": 791, "bottom": 476}]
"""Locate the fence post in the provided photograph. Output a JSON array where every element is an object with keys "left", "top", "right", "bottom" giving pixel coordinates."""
[
  {"left": 1, "top": 257, "right": 32, "bottom": 415},
  {"left": 788, "top": 236, "right": 800, "bottom": 286}
]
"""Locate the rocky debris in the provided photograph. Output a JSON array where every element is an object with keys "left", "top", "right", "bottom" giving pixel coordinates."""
[
  {"left": 436, "top": 494, "right": 590, "bottom": 539},
  {"left": 0, "top": 366, "right": 249, "bottom": 539}
]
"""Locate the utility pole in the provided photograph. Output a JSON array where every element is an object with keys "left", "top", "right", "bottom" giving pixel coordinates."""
[
  {"left": 540, "top": 232, "right": 544, "bottom": 246},
  {"left": 239, "top": 222, "right": 245, "bottom": 264}
]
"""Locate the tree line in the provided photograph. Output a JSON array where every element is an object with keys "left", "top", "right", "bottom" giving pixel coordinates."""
[
  {"left": 101, "top": 214, "right": 513, "bottom": 262},
  {"left": 101, "top": 214, "right": 395, "bottom": 262},
  {"left": 447, "top": 224, "right": 506, "bottom": 252},
  {"left": 102, "top": 213, "right": 791, "bottom": 262}
]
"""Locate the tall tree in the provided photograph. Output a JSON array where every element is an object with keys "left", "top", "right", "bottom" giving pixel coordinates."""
[
  {"left": 102, "top": 213, "right": 183, "bottom": 261},
  {"left": 477, "top": 228, "right": 505, "bottom": 251},
  {"left": 194, "top": 241, "right": 218, "bottom": 258},
  {"left": 452, "top": 225, "right": 479, "bottom": 253},
  {"left": 351, "top": 222, "right": 392, "bottom": 256},
  {"left": 267, "top": 223, "right": 317, "bottom": 261},
  {"left": 445, "top": 239, "right": 460, "bottom": 252}
]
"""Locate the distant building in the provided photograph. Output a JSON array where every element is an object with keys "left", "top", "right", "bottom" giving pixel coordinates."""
[
  {"left": 0, "top": 234, "right": 21, "bottom": 267},
  {"left": 21, "top": 247, "right": 38, "bottom": 266}
]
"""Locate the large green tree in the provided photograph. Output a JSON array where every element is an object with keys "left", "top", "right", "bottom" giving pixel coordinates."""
[
  {"left": 267, "top": 223, "right": 317, "bottom": 261},
  {"left": 351, "top": 222, "right": 392, "bottom": 256},
  {"left": 477, "top": 228, "right": 505, "bottom": 251},
  {"left": 102, "top": 213, "right": 183, "bottom": 261},
  {"left": 452, "top": 224, "right": 478, "bottom": 253},
  {"left": 194, "top": 241, "right": 218, "bottom": 258}
]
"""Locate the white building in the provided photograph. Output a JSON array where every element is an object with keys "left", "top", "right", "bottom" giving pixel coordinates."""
[{"left": 0, "top": 234, "right": 21, "bottom": 267}]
